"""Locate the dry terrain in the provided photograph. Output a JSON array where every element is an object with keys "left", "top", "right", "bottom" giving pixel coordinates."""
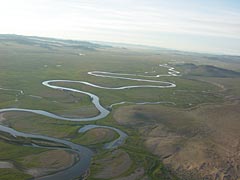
[
  {"left": 114, "top": 100, "right": 240, "bottom": 180},
  {"left": 23, "top": 149, "right": 77, "bottom": 177}
]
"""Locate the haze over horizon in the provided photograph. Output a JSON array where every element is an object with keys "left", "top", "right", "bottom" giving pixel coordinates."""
[{"left": 0, "top": 0, "right": 240, "bottom": 55}]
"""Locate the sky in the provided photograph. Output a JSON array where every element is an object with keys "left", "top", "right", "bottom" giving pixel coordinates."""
[{"left": 0, "top": 0, "right": 240, "bottom": 55}]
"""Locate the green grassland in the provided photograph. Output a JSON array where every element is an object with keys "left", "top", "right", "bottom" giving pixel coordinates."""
[
  {"left": 0, "top": 140, "right": 44, "bottom": 180},
  {"left": 0, "top": 36, "right": 239, "bottom": 179},
  {"left": 0, "top": 169, "right": 32, "bottom": 180}
]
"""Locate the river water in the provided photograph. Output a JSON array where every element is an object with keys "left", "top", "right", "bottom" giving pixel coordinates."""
[{"left": 0, "top": 64, "right": 179, "bottom": 179}]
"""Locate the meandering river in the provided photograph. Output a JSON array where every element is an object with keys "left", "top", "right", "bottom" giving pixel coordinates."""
[{"left": 0, "top": 64, "right": 179, "bottom": 179}]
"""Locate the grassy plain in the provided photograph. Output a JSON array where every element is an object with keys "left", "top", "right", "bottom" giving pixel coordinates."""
[{"left": 0, "top": 36, "right": 239, "bottom": 179}]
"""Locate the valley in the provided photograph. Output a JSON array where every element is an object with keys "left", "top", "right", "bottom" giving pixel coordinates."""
[{"left": 0, "top": 35, "right": 239, "bottom": 180}]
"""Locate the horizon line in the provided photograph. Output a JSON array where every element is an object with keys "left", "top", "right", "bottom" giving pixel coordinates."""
[{"left": 1, "top": 33, "right": 240, "bottom": 57}]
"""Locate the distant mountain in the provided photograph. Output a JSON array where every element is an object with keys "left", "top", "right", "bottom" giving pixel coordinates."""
[
  {"left": 177, "top": 63, "right": 240, "bottom": 77},
  {"left": 0, "top": 34, "right": 111, "bottom": 51},
  {"left": 1, "top": 34, "right": 240, "bottom": 63}
]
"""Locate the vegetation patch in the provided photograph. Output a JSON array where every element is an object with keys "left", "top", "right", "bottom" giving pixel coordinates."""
[{"left": 72, "top": 128, "right": 118, "bottom": 146}]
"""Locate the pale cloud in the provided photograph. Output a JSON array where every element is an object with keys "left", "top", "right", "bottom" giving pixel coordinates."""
[{"left": 0, "top": 0, "right": 239, "bottom": 55}]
